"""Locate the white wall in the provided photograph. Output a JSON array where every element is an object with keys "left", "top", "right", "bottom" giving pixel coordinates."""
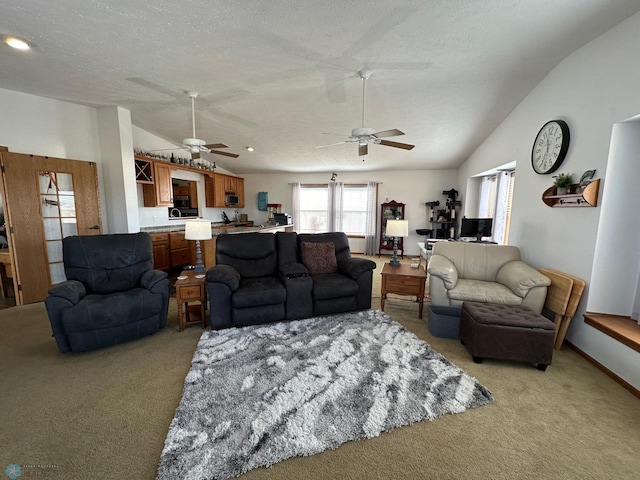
[
  {"left": 0, "top": 87, "right": 110, "bottom": 232},
  {"left": 457, "top": 13, "right": 640, "bottom": 389},
  {"left": 242, "top": 169, "right": 458, "bottom": 257}
]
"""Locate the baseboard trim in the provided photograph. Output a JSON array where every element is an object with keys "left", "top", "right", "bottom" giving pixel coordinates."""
[{"left": 565, "top": 341, "right": 640, "bottom": 399}]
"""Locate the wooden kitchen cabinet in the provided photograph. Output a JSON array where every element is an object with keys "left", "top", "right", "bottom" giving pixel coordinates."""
[
  {"left": 205, "top": 174, "right": 225, "bottom": 208},
  {"left": 143, "top": 161, "right": 173, "bottom": 207},
  {"left": 149, "top": 233, "right": 170, "bottom": 270},
  {"left": 223, "top": 174, "right": 236, "bottom": 193},
  {"left": 204, "top": 173, "right": 244, "bottom": 208},
  {"left": 169, "top": 231, "right": 190, "bottom": 268},
  {"left": 236, "top": 177, "right": 245, "bottom": 208}
]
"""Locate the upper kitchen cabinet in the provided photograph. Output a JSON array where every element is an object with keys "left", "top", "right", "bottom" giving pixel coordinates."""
[
  {"left": 205, "top": 173, "right": 245, "bottom": 208},
  {"left": 142, "top": 161, "right": 173, "bottom": 207}
]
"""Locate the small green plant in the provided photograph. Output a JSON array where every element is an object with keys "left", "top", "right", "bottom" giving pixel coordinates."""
[{"left": 553, "top": 173, "right": 574, "bottom": 188}]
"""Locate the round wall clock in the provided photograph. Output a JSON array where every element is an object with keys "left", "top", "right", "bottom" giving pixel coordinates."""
[{"left": 531, "top": 120, "right": 570, "bottom": 174}]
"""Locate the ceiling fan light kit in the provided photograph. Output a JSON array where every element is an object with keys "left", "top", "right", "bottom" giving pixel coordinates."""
[{"left": 316, "top": 69, "right": 415, "bottom": 158}]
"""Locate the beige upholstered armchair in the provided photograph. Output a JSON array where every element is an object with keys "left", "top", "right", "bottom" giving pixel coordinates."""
[{"left": 428, "top": 242, "right": 550, "bottom": 313}]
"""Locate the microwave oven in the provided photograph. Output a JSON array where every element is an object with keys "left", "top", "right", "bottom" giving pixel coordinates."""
[
  {"left": 273, "top": 213, "right": 292, "bottom": 225},
  {"left": 226, "top": 194, "right": 239, "bottom": 206},
  {"left": 173, "top": 196, "right": 190, "bottom": 208}
]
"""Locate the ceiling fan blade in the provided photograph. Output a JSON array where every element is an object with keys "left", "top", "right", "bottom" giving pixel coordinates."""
[
  {"left": 209, "top": 149, "right": 239, "bottom": 158},
  {"left": 315, "top": 141, "right": 348, "bottom": 148},
  {"left": 379, "top": 139, "right": 415, "bottom": 150},
  {"left": 192, "top": 151, "right": 201, "bottom": 160},
  {"left": 203, "top": 143, "right": 229, "bottom": 150},
  {"left": 373, "top": 129, "right": 405, "bottom": 138},
  {"left": 359, "top": 144, "right": 368, "bottom": 156}
]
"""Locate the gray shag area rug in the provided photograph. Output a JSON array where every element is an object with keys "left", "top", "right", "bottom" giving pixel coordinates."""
[{"left": 156, "top": 309, "right": 494, "bottom": 480}]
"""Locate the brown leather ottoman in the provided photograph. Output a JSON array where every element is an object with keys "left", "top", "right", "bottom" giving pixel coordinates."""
[{"left": 460, "top": 301, "right": 555, "bottom": 371}]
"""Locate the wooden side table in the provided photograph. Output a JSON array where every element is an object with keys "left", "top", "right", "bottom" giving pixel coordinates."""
[
  {"left": 381, "top": 263, "right": 428, "bottom": 319},
  {"left": 175, "top": 270, "right": 207, "bottom": 331}
]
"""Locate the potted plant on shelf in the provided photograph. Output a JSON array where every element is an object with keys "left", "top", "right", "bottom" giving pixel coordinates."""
[{"left": 553, "top": 173, "right": 574, "bottom": 195}]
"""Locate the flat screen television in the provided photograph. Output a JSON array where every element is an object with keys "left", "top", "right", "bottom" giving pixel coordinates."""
[{"left": 459, "top": 217, "right": 493, "bottom": 242}]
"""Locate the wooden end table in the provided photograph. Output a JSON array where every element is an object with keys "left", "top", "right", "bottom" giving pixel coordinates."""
[
  {"left": 381, "top": 263, "right": 428, "bottom": 319},
  {"left": 175, "top": 270, "right": 207, "bottom": 332}
]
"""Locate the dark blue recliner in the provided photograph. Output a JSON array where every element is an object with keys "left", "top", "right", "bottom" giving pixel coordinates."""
[{"left": 45, "top": 233, "right": 169, "bottom": 353}]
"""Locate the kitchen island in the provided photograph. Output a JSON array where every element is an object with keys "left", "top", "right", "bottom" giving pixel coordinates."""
[{"left": 141, "top": 223, "right": 294, "bottom": 270}]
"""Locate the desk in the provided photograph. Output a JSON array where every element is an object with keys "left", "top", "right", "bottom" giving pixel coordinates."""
[
  {"left": 175, "top": 270, "right": 207, "bottom": 331},
  {"left": 381, "top": 263, "right": 427, "bottom": 319}
]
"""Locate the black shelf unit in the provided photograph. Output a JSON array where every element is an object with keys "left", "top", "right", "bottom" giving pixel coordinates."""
[{"left": 425, "top": 189, "right": 460, "bottom": 239}]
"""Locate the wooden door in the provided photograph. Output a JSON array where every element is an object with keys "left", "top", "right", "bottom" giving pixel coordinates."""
[{"left": 0, "top": 152, "right": 102, "bottom": 304}]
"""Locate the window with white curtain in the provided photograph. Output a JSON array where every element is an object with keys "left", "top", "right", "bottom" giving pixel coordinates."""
[
  {"left": 297, "top": 184, "right": 372, "bottom": 235},
  {"left": 477, "top": 170, "right": 515, "bottom": 244},
  {"left": 298, "top": 185, "right": 329, "bottom": 233}
]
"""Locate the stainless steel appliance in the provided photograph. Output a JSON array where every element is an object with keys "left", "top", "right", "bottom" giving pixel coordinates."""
[
  {"left": 173, "top": 196, "right": 190, "bottom": 208},
  {"left": 273, "top": 213, "right": 292, "bottom": 225},
  {"left": 226, "top": 194, "right": 239, "bottom": 206}
]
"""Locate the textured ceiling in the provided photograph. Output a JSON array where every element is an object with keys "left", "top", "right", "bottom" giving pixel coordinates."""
[{"left": 1, "top": 1, "right": 639, "bottom": 174}]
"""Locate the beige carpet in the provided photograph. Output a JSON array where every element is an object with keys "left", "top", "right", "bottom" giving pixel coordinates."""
[{"left": 1, "top": 256, "right": 639, "bottom": 480}]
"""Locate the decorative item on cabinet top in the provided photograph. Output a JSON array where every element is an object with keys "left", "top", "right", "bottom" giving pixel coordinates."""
[{"left": 542, "top": 178, "right": 600, "bottom": 207}]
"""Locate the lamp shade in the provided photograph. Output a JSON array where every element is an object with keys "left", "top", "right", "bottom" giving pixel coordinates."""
[
  {"left": 385, "top": 219, "right": 409, "bottom": 238},
  {"left": 184, "top": 219, "right": 212, "bottom": 241}
]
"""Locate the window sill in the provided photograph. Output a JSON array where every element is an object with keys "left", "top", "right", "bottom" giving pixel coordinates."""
[{"left": 583, "top": 312, "right": 640, "bottom": 354}]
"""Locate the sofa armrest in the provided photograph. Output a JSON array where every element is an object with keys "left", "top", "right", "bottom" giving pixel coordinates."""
[
  {"left": 206, "top": 265, "right": 241, "bottom": 291},
  {"left": 338, "top": 257, "right": 377, "bottom": 280},
  {"left": 496, "top": 261, "right": 551, "bottom": 298},
  {"left": 280, "top": 261, "right": 309, "bottom": 278},
  {"left": 427, "top": 254, "right": 458, "bottom": 289},
  {"left": 47, "top": 280, "right": 86, "bottom": 305},
  {"left": 141, "top": 269, "right": 168, "bottom": 291}
]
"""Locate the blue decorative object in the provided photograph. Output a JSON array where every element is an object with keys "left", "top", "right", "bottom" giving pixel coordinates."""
[{"left": 257, "top": 192, "right": 268, "bottom": 211}]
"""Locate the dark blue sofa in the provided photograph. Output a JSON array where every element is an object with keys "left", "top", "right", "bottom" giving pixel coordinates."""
[{"left": 206, "top": 231, "right": 376, "bottom": 329}]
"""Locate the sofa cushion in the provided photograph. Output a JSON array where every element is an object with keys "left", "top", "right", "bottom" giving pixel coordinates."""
[
  {"left": 232, "top": 276, "right": 287, "bottom": 308},
  {"left": 300, "top": 241, "right": 337, "bottom": 275},
  {"left": 61, "top": 288, "right": 164, "bottom": 332},
  {"left": 433, "top": 242, "right": 521, "bottom": 282},
  {"left": 447, "top": 279, "right": 522, "bottom": 305},
  {"left": 63, "top": 233, "right": 153, "bottom": 294},
  {"left": 312, "top": 272, "right": 358, "bottom": 300}
]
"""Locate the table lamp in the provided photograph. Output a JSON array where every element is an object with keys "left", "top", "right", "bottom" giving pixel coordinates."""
[
  {"left": 184, "top": 219, "right": 212, "bottom": 273},
  {"left": 385, "top": 219, "right": 409, "bottom": 266}
]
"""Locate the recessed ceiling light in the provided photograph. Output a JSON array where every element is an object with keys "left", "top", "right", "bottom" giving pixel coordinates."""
[
  {"left": 246, "top": 146, "right": 254, "bottom": 152},
  {"left": 2, "top": 34, "right": 33, "bottom": 51}
]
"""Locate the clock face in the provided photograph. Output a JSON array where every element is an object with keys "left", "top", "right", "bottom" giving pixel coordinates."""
[{"left": 531, "top": 120, "right": 570, "bottom": 174}]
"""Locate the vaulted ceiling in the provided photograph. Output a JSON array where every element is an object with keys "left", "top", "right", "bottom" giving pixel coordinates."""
[{"left": 1, "top": 1, "right": 639, "bottom": 174}]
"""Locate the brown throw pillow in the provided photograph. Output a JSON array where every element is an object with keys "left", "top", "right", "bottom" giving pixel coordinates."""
[{"left": 300, "top": 241, "right": 337, "bottom": 275}]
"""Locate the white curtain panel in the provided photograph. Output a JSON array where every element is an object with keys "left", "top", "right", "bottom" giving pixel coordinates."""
[
  {"left": 291, "top": 182, "right": 300, "bottom": 231},
  {"left": 492, "top": 172, "right": 511, "bottom": 244},
  {"left": 365, "top": 181, "right": 378, "bottom": 255},
  {"left": 328, "top": 182, "right": 343, "bottom": 232}
]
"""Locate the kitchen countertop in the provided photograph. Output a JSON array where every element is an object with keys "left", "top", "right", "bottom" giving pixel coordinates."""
[{"left": 141, "top": 223, "right": 292, "bottom": 235}]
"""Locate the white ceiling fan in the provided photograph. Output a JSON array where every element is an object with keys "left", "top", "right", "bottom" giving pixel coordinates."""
[
  {"left": 317, "top": 69, "right": 415, "bottom": 157},
  {"left": 179, "top": 91, "right": 239, "bottom": 160}
]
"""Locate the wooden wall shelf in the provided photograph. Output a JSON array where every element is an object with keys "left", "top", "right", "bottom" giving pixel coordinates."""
[{"left": 542, "top": 179, "right": 600, "bottom": 208}]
